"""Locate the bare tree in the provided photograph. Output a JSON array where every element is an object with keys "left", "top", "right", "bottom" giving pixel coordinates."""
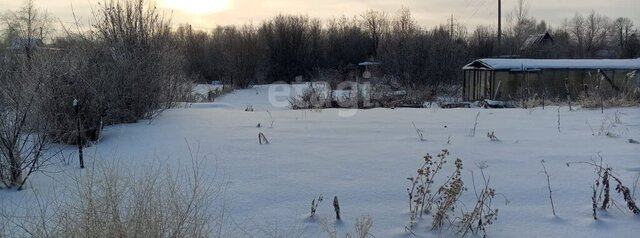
[
  {"left": 0, "top": 0, "right": 57, "bottom": 190},
  {"left": 570, "top": 11, "right": 610, "bottom": 57},
  {"left": 360, "top": 10, "right": 389, "bottom": 59},
  {"left": 0, "top": 49, "right": 56, "bottom": 190},
  {"left": 259, "top": 14, "right": 320, "bottom": 82},
  {"left": 612, "top": 17, "right": 636, "bottom": 57},
  {"left": 569, "top": 13, "right": 587, "bottom": 57},
  {"left": 1, "top": 0, "right": 52, "bottom": 61},
  {"left": 223, "top": 25, "right": 262, "bottom": 88},
  {"left": 505, "top": 0, "right": 538, "bottom": 53},
  {"left": 379, "top": 8, "right": 419, "bottom": 86},
  {"left": 325, "top": 16, "right": 370, "bottom": 72},
  {"left": 470, "top": 25, "right": 497, "bottom": 58},
  {"left": 584, "top": 11, "right": 610, "bottom": 57}
]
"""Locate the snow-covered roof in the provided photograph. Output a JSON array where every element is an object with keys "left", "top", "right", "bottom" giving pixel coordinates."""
[
  {"left": 358, "top": 61, "right": 381, "bottom": 66},
  {"left": 521, "top": 32, "right": 553, "bottom": 50},
  {"left": 463, "top": 58, "right": 640, "bottom": 71}
]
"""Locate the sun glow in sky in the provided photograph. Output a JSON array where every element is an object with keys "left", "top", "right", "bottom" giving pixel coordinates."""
[
  {"left": 0, "top": 0, "right": 638, "bottom": 31},
  {"left": 160, "top": 0, "right": 233, "bottom": 14}
]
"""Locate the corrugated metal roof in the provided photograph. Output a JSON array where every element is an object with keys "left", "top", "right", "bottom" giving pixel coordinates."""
[
  {"left": 463, "top": 58, "right": 640, "bottom": 71},
  {"left": 521, "top": 33, "right": 553, "bottom": 50}
]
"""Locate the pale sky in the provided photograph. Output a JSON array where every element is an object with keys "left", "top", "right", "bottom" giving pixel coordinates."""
[{"left": 1, "top": 0, "right": 639, "bottom": 32}]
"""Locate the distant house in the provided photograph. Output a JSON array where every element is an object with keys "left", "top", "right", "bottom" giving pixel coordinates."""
[
  {"left": 521, "top": 32, "right": 554, "bottom": 58},
  {"left": 7, "top": 37, "right": 43, "bottom": 50},
  {"left": 521, "top": 32, "right": 554, "bottom": 50},
  {"left": 462, "top": 58, "right": 640, "bottom": 101},
  {"left": 5, "top": 37, "right": 61, "bottom": 54}
]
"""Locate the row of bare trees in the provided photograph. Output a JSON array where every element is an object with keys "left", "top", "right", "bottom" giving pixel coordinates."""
[
  {"left": 176, "top": 4, "right": 639, "bottom": 89},
  {"left": 177, "top": 8, "right": 473, "bottom": 89},
  {"left": 502, "top": 0, "right": 640, "bottom": 59}
]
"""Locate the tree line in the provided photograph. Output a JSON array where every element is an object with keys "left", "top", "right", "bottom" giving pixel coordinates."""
[
  {"left": 2, "top": 1, "right": 638, "bottom": 91},
  {"left": 173, "top": 1, "right": 640, "bottom": 89}
]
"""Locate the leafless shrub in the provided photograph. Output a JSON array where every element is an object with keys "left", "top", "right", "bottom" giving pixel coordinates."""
[
  {"left": 191, "top": 85, "right": 233, "bottom": 103},
  {"left": 456, "top": 163, "right": 499, "bottom": 238},
  {"left": 405, "top": 150, "right": 503, "bottom": 236},
  {"left": 1, "top": 148, "right": 226, "bottom": 237},
  {"left": 432, "top": 158, "right": 464, "bottom": 229},
  {"left": 353, "top": 215, "right": 373, "bottom": 238},
  {"left": 521, "top": 94, "right": 543, "bottom": 109},
  {"left": 578, "top": 94, "right": 640, "bottom": 109},
  {"left": 568, "top": 157, "right": 640, "bottom": 218},
  {"left": 290, "top": 86, "right": 330, "bottom": 110},
  {"left": 41, "top": 0, "right": 191, "bottom": 145},
  {"left": 406, "top": 150, "right": 447, "bottom": 228},
  {"left": 0, "top": 50, "right": 59, "bottom": 190},
  {"left": 576, "top": 73, "right": 640, "bottom": 110},
  {"left": 587, "top": 114, "right": 626, "bottom": 138},
  {"left": 317, "top": 217, "right": 337, "bottom": 238},
  {"left": 405, "top": 150, "right": 467, "bottom": 233},
  {"left": 368, "top": 82, "right": 404, "bottom": 108},
  {"left": 56, "top": 154, "right": 223, "bottom": 237}
]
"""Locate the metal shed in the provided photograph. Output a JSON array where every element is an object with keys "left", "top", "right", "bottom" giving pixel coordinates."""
[{"left": 462, "top": 58, "right": 640, "bottom": 101}]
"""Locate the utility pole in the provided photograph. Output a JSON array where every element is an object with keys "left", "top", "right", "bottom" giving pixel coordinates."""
[{"left": 498, "top": 0, "right": 502, "bottom": 46}]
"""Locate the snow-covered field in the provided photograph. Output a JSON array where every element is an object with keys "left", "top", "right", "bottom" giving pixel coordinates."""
[{"left": 2, "top": 85, "right": 640, "bottom": 237}]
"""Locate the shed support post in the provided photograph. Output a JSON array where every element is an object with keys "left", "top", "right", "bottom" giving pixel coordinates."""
[
  {"left": 598, "top": 69, "right": 620, "bottom": 92},
  {"left": 463, "top": 70, "right": 466, "bottom": 101}
]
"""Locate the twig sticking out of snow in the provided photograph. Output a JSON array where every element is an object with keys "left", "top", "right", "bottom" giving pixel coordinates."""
[
  {"left": 333, "top": 196, "right": 341, "bottom": 220},
  {"left": 412, "top": 122, "right": 425, "bottom": 141},
  {"left": 258, "top": 132, "right": 269, "bottom": 144},
  {"left": 487, "top": 132, "right": 500, "bottom": 142},
  {"left": 557, "top": 107, "right": 561, "bottom": 133},
  {"left": 310, "top": 194, "right": 323, "bottom": 217},
  {"left": 470, "top": 112, "right": 480, "bottom": 137},
  {"left": 564, "top": 78, "right": 573, "bottom": 111},
  {"left": 540, "top": 160, "right": 557, "bottom": 216},
  {"left": 267, "top": 110, "right": 274, "bottom": 128}
]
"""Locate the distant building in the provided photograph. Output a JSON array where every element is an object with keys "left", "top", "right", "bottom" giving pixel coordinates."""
[
  {"left": 7, "top": 37, "right": 44, "bottom": 50},
  {"left": 462, "top": 58, "right": 640, "bottom": 101},
  {"left": 2, "top": 37, "right": 62, "bottom": 62},
  {"left": 521, "top": 33, "right": 554, "bottom": 50},
  {"left": 521, "top": 32, "right": 554, "bottom": 58}
]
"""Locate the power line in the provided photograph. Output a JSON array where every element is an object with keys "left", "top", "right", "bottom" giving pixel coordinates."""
[
  {"left": 460, "top": 0, "right": 474, "bottom": 14},
  {"left": 471, "top": 0, "right": 490, "bottom": 19}
]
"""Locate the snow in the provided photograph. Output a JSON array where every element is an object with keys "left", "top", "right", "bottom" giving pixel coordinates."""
[
  {"left": 463, "top": 58, "right": 640, "bottom": 71},
  {"left": 193, "top": 83, "right": 224, "bottom": 95},
  {"left": 2, "top": 85, "right": 640, "bottom": 237}
]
